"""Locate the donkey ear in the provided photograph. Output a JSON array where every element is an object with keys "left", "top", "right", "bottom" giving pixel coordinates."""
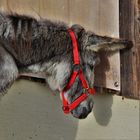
[
  {"left": 71, "top": 24, "right": 85, "bottom": 38},
  {"left": 85, "top": 33, "right": 133, "bottom": 52}
]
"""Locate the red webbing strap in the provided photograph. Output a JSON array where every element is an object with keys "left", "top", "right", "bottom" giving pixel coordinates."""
[
  {"left": 61, "top": 91, "right": 69, "bottom": 113},
  {"left": 68, "top": 29, "right": 80, "bottom": 65},
  {"left": 64, "top": 70, "right": 78, "bottom": 91},
  {"left": 79, "top": 69, "right": 95, "bottom": 95},
  {"left": 61, "top": 92, "right": 88, "bottom": 114},
  {"left": 68, "top": 93, "right": 87, "bottom": 111},
  {"left": 79, "top": 69, "right": 89, "bottom": 89}
]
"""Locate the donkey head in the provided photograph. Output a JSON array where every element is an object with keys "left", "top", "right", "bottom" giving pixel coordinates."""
[{"left": 45, "top": 24, "right": 132, "bottom": 119}]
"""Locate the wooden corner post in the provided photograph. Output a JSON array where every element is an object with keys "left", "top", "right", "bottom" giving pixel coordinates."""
[{"left": 119, "top": 0, "right": 140, "bottom": 99}]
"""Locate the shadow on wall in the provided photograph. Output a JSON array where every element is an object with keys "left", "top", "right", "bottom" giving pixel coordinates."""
[
  {"left": 0, "top": 80, "right": 78, "bottom": 140},
  {"left": 94, "top": 51, "right": 113, "bottom": 126},
  {"left": 92, "top": 93, "right": 113, "bottom": 126},
  {"left": 94, "top": 51, "right": 111, "bottom": 90}
]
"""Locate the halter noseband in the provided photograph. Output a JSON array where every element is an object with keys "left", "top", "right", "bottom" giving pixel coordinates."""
[{"left": 61, "top": 29, "right": 95, "bottom": 114}]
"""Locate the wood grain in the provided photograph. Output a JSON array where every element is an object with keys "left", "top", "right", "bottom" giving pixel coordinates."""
[{"left": 119, "top": 0, "right": 140, "bottom": 99}]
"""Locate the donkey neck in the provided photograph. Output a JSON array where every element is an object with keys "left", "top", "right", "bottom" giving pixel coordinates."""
[{"left": 0, "top": 13, "right": 71, "bottom": 67}]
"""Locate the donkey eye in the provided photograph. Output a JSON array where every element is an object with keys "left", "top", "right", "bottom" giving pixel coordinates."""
[{"left": 88, "top": 64, "right": 94, "bottom": 70}]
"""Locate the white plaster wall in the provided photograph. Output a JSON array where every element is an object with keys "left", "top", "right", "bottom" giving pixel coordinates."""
[{"left": 0, "top": 80, "right": 139, "bottom": 140}]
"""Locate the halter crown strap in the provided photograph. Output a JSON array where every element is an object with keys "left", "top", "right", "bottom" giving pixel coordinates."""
[{"left": 68, "top": 29, "right": 80, "bottom": 65}]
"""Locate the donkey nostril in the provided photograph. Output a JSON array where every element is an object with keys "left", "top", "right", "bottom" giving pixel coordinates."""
[
  {"left": 83, "top": 107, "right": 87, "bottom": 114},
  {"left": 78, "top": 107, "right": 88, "bottom": 119}
]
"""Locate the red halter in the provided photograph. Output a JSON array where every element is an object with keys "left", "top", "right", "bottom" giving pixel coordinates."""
[{"left": 61, "top": 29, "right": 95, "bottom": 114}]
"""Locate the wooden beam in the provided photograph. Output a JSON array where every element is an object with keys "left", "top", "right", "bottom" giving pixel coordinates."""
[
  {"left": 119, "top": 0, "right": 140, "bottom": 99},
  {"left": 19, "top": 72, "right": 47, "bottom": 79}
]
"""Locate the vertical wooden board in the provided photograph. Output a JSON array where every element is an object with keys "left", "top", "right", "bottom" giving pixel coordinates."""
[
  {"left": 94, "top": 53, "right": 120, "bottom": 91},
  {"left": 69, "top": 0, "right": 100, "bottom": 33},
  {"left": 135, "top": 0, "right": 140, "bottom": 99},
  {"left": 0, "top": 0, "right": 8, "bottom": 12},
  {"left": 137, "top": 0, "right": 140, "bottom": 98},
  {"left": 6, "top": 0, "right": 40, "bottom": 19},
  {"left": 39, "top": 0, "right": 69, "bottom": 23},
  {"left": 120, "top": 0, "right": 140, "bottom": 99},
  {"left": 99, "top": 0, "right": 119, "bottom": 36},
  {"left": 94, "top": 0, "right": 120, "bottom": 91}
]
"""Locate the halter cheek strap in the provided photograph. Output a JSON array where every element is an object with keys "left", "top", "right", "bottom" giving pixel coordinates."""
[{"left": 60, "top": 29, "right": 95, "bottom": 114}]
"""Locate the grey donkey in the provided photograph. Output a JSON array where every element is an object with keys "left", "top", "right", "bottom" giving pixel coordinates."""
[{"left": 0, "top": 13, "right": 132, "bottom": 119}]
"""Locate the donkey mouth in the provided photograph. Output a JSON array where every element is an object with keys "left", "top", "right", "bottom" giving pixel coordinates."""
[
  {"left": 71, "top": 98, "right": 93, "bottom": 119},
  {"left": 71, "top": 106, "right": 92, "bottom": 119}
]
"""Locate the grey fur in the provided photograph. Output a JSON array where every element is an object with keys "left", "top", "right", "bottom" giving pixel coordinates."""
[
  {"left": 0, "top": 45, "right": 18, "bottom": 94},
  {"left": 0, "top": 12, "right": 132, "bottom": 119}
]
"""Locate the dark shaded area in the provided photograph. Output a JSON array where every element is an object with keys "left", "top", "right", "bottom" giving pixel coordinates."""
[
  {"left": 94, "top": 51, "right": 110, "bottom": 89},
  {"left": 93, "top": 93, "right": 113, "bottom": 126}
]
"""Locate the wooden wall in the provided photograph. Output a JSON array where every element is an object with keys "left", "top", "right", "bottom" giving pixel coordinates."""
[
  {"left": 0, "top": 0, "right": 121, "bottom": 91},
  {"left": 120, "top": 0, "right": 140, "bottom": 99}
]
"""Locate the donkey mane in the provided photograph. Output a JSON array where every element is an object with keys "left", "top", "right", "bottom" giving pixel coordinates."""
[{"left": 0, "top": 12, "right": 72, "bottom": 66}]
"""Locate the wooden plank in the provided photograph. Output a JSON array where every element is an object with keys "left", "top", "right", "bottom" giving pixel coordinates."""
[
  {"left": 69, "top": 0, "right": 100, "bottom": 32},
  {"left": 39, "top": 0, "right": 69, "bottom": 23},
  {"left": 19, "top": 72, "right": 47, "bottom": 79},
  {"left": 6, "top": 0, "right": 40, "bottom": 18},
  {"left": 0, "top": 0, "right": 8, "bottom": 12},
  {"left": 95, "top": 0, "right": 120, "bottom": 91},
  {"left": 119, "top": 0, "right": 140, "bottom": 99}
]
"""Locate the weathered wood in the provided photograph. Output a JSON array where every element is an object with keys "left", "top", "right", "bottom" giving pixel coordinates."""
[
  {"left": 5, "top": 0, "right": 40, "bottom": 18},
  {"left": 69, "top": 0, "right": 100, "bottom": 32},
  {"left": 0, "top": 0, "right": 8, "bottom": 11},
  {"left": 19, "top": 72, "right": 47, "bottom": 79},
  {"left": 119, "top": 0, "right": 140, "bottom": 99},
  {"left": 39, "top": 0, "right": 69, "bottom": 22}
]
